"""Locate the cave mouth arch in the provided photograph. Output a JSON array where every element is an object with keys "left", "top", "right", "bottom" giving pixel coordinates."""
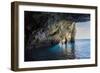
[{"left": 24, "top": 11, "right": 90, "bottom": 61}]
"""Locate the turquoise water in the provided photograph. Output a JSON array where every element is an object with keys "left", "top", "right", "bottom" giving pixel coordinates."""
[
  {"left": 26, "top": 39, "right": 90, "bottom": 61},
  {"left": 49, "top": 39, "right": 90, "bottom": 59}
]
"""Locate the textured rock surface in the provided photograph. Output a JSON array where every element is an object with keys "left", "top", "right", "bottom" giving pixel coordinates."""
[{"left": 24, "top": 11, "right": 90, "bottom": 61}]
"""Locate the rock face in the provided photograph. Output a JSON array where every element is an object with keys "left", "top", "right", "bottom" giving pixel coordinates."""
[
  {"left": 25, "top": 12, "right": 75, "bottom": 46},
  {"left": 24, "top": 11, "right": 90, "bottom": 61}
]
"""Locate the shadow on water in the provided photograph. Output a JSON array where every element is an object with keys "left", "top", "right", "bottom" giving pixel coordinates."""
[
  {"left": 25, "top": 39, "right": 90, "bottom": 61},
  {"left": 25, "top": 40, "right": 75, "bottom": 61}
]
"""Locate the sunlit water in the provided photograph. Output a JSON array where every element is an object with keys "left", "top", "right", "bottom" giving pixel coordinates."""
[
  {"left": 26, "top": 39, "right": 90, "bottom": 61},
  {"left": 75, "top": 39, "right": 90, "bottom": 59},
  {"left": 49, "top": 39, "right": 90, "bottom": 59}
]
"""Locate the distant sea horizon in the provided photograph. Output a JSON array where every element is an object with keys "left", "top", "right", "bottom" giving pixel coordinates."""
[
  {"left": 75, "top": 39, "right": 90, "bottom": 40},
  {"left": 25, "top": 38, "right": 90, "bottom": 61}
]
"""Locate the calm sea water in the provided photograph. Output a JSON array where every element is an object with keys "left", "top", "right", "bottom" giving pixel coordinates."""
[
  {"left": 75, "top": 39, "right": 90, "bottom": 59},
  {"left": 48, "top": 39, "right": 90, "bottom": 59},
  {"left": 26, "top": 39, "right": 90, "bottom": 61}
]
